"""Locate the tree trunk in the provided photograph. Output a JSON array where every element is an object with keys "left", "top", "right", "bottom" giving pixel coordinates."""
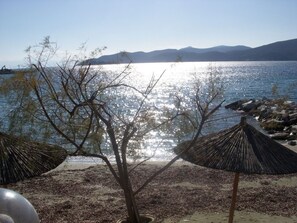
[{"left": 122, "top": 178, "right": 141, "bottom": 223}]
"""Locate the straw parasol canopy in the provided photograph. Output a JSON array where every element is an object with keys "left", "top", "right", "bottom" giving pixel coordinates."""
[
  {"left": 0, "top": 132, "right": 68, "bottom": 185},
  {"left": 174, "top": 117, "right": 297, "bottom": 223}
]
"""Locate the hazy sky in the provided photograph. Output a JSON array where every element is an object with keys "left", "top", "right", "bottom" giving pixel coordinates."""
[{"left": 1, "top": 0, "right": 297, "bottom": 67}]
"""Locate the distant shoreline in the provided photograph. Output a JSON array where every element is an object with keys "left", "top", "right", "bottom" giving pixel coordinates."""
[
  {"left": 83, "top": 38, "right": 297, "bottom": 65},
  {"left": 0, "top": 68, "right": 34, "bottom": 75}
]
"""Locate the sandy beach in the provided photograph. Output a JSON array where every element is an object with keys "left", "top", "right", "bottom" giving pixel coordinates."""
[{"left": 6, "top": 143, "right": 297, "bottom": 223}]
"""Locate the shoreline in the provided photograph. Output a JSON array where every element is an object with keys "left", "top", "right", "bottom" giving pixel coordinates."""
[{"left": 50, "top": 139, "right": 297, "bottom": 172}]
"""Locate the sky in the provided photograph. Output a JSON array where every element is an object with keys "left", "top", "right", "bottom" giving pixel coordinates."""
[{"left": 1, "top": 0, "right": 297, "bottom": 68}]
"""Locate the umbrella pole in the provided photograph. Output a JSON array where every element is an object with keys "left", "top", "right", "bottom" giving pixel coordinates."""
[{"left": 228, "top": 172, "right": 240, "bottom": 223}]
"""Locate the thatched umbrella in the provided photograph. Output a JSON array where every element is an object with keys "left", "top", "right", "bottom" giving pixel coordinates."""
[
  {"left": 174, "top": 117, "right": 297, "bottom": 223},
  {"left": 0, "top": 132, "right": 68, "bottom": 185}
]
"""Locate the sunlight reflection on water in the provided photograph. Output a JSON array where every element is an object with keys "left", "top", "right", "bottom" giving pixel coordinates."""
[
  {"left": 97, "top": 61, "right": 297, "bottom": 161},
  {"left": 1, "top": 61, "right": 297, "bottom": 161}
]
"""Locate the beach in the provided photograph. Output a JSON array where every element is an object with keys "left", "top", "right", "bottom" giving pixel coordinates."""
[{"left": 6, "top": 143, "right": 297, "bottom": 223}]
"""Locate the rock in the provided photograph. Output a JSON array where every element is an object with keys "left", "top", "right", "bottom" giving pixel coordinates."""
[
  {"left": 241, "top": 100, "right": 261, "bottom": 112},
  {"left": 259, "top": 108, "right": 273, "bottom": 120},
  {"left": 258, "top": 104, "right": 268, "bottom": 111},
  {"left": 275, "top": 110, "right": 287, "bottom": 115},
  {"left": 288, "top": 141, "right": 297, "bottom": 146},
  {"left": 282, "top": 113, "right": 291, "bottom": 125},
  {"left": 287, "top": 133, "right": 297, "bottom": 140},
  {"left": 270, "top": 132, "right": 290, "bottom": 140},
  {"left": 292, "top": 125, "right": 297, "bottom": 132},
  {"left": 284, "top": 100, "right": 294, "bottom": 105},
  {"left": 225, "top": 100, "right": 246, "bottom": 110},
  {"left": 261, "top": 119, "right": 285, "bottom": 131},
  {"left": 267, "top": 130, "right": 277, "bottom": 134},
  {"left": 270, "top": 106, "right": 278, "bottom": 111},
  {"left": 283, "top": 113, "right": 297, "bottom": 126},
  {"left": 289, "top": 113, "right": 297, "bottom": 120}
]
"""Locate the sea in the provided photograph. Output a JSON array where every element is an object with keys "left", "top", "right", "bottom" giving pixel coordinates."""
[{"left": 1, "top": 61, "right": 297, "bottom": 163}]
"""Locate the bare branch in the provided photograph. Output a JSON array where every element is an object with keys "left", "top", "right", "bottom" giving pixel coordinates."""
[
  {"left": 134, "top": 99, "right": 224, "bottom": 195},
  {"left": 73, "top": 152, "right": 121, "bottom": 185}
]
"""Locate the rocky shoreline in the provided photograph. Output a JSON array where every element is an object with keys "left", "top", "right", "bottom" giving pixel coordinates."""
[{"left": 225, "top": 98, "right": 297, "bottom": 146}]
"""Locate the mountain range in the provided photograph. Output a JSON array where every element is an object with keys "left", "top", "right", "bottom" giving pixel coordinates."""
[{"left": 83, "top": 38, "right": 297, "bottom": 65}]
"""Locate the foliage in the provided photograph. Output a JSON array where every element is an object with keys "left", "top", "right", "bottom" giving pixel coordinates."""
[
  {"left": 0, "top": 71, "right": 39, "bottom": 139},
  {"left": 0, "top": 37, "right": 224, "bottom": 223}
]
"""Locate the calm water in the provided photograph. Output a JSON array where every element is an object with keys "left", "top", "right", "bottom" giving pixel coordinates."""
[
  {"left": 1, "top": 61, "right": 297, "bottom": 161},
  {"left": 119, "top": 61, "right": 297, "bottom": 102},
  {"left": 101, "top": 61, "right": 297, "bottom": 128},
  {"left": 88, "top": 61, "right": 297, "bottom": 161}
]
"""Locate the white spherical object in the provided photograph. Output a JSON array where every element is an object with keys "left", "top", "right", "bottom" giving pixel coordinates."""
[
  {"left": 0, "top": 188, "right": 39, "bottom": 223},
  {"left": 0, "top": 214, "right": 14, "bottom": 223}
]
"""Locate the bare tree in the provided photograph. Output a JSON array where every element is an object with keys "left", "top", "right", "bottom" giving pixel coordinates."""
[{"left": 1, "top": 38, "right": 224, "bottom": 222}]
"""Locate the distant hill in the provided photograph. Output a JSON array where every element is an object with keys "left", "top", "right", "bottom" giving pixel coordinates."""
[{"left": 83, "top": 39, "right": 297, "bottom": 65}]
